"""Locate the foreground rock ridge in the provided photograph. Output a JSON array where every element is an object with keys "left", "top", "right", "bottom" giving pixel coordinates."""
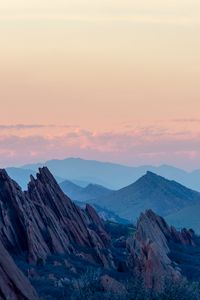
[
  {"left": 0, "top": 167, "right": 112, "bottom": 298},
  {"left": 0, "top": 242, "right": 38, "bottom": 300},
  {"left": 127, "top": 209, "right": 195, "bottom": 289},
  {"left": 0, "top": 167, "right": 198, "bottom": 299},
  {"left": 0, "top": 167, "right": 111, "bottom": 264}
]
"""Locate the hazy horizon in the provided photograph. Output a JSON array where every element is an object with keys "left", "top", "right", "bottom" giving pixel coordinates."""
[{"left": 2, "top": 155, "right": 200, "bottom": 173}]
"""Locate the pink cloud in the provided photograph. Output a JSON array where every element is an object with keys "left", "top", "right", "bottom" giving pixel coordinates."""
[{"left": 0, "top": 123, "right": 200, "bottom": 170}]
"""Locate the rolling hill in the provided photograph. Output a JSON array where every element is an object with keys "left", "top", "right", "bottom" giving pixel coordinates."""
[
  {"left": 91, "top": 171, "right": 200, "bottom": 222},
  {"left": 60, "top": 180, "right": 113, "bottom": 202}
]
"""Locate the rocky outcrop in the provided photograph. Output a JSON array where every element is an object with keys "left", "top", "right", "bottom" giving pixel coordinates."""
[
  {"left": 100, "top": 275, "right": 127, "bottom": 294},
  {"left": 127, "top": 210, "right": 195, "bottom": 290},
  {"left": 85, "top": 204, "right": 111, "bottom": 244},
  {"left": 0, "top": 168, "right": 113, "bottom": 266},
  {"left": 85, "top": 204, "right": 104, "bottom": 228},
  {"left": 0, "top": 241, "right": 38, "bottom": 300},
  {"left": 3, "top": 166, "right": 198, "bottom": 298}
]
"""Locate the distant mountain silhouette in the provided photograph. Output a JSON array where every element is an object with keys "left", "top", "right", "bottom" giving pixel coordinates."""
[
  {"left": 60, "top": 180, "right": 112, "bottom": 202},
  {"left": 21, "top": 157, "right": 200, "bottom": 191},
  {"left": 91, "top": 171, "right": 200, "bottom": 222}
]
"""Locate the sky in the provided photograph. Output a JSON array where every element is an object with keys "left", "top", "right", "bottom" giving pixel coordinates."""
[{"left": 0, "top": 0, "right": 200, "bottom": 169}]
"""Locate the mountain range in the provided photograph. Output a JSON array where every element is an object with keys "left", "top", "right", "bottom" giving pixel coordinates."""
[
  {"left": 20, "top": 157, "right": 200, "bottom": 191},
  {"left": 60, "top": 180, "right": 112, "bottom": 202},
  {"left": 5, "top": 160, "right": 200, "bottom": 234},
  {"left": 5, "top": 158, "right": 200, "bottom": 192},
  {"left": 1, "top": 167, "right": 200, "bottom": 299},
  {"left": 88, "top": 171, "right": 200, "bottom": 223}
]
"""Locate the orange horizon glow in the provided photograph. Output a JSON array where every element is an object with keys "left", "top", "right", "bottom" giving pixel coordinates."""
[{"left": 0, "top": 1, "right": 200, "bottom": 168}]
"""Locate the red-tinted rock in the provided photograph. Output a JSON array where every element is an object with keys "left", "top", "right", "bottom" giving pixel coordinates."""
[
  {"left": 85, "top": 204, "right": 104, "bottom": 227},
  {"left": 0, "top": 168, "right": 112, "bottom": 267},
  {"left": 0, "top": 241, "right": 38, "bottom": 300},
  {"left": 127, "top": 210, "right": 195, "bottom": 290},
  {"left": 85, "top": 204, "right": 111, "bottom": 245}
]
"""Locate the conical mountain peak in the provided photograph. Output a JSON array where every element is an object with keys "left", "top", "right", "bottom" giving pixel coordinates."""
[{"left": 95, "top": 172, "right": 200, "bottom": 221}]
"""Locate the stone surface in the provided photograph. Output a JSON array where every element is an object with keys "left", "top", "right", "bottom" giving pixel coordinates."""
[
  {"left": 0, "top": 241, "right": 38, "bottom": 300},
  {"left": 0, "top": 167, "right": 116, "bottom": 298},
  {"left": 127, "top": 210, "right": 195, "bottom": 290},
  {"left": 1, "top": 167, "right": 197, "bottom": 298},
  {"left": 100, "top": 275, "right": 127, "bottom": 294},
  {"left": 0, "top": 168, "right": 112, "bottom": 266}
]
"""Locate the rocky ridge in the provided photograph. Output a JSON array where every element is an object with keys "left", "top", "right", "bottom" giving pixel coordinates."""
[
  {"left": 0, "top": 167, "right": 111, "bottom": 266},
  {"left": 127, "top": 209, "right": 195, "bottom": 289},
  {"left": 0, "top": 168, "right": 199, "bottom": 299},
  {"left": 0, "top": 241, "right": 38, "bottom": 300}
]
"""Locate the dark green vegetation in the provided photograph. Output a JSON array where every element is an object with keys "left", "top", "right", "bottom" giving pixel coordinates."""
[
  {"left": 14, "top": 221, "right": 133, "bottom": 299},
  {"left": 12, "top": 222, "right": 200, "bottom": 300},
  {"left": 169, "top": 235, "right": 200, "bottom": 281}
]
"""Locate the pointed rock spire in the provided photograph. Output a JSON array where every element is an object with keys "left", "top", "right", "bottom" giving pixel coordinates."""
[
  {"left": 127, "top": 209, "right": 195, "bottom": 290},
  {"left": 0, "top": 167, "right": 113, "bottom": 267}
]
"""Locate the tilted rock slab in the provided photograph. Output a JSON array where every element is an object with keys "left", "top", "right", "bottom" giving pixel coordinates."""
[
  {"left": 127, "top": 209, "right": 194, "bottom": 290},
  {"left": 0, "top": 167, "right": 112, "bottom": 266},
  {"left": 0, "top": 241, "right": 38, "bottom": 300}
]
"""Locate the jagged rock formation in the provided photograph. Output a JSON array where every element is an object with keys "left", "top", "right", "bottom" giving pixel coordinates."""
[
  {"left": 0, "top": 241, "right": 38, "bottom": 300},
  {"left": 85, "top": 203, "right": 104, "bottom": 227},
  {"left": 0, "top": 167, "right": 112, "bottom": 266},
  {"left": 127, "top": 210, "right": 195, "bottom": 290},
  {"left": 1, "top": 167, "right": 199, "bottom": 299}
]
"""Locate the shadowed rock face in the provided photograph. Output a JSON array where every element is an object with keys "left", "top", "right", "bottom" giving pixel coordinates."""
[
  {"left": 0, "top": 241, "right": 38, "bottom": 300},
  {"left": 0, "top": 167, "right": 198, "bottom": 299},
  {"left": 0, "top": 167, "right": 115, "bottom": 298},
  {"left": 0, "top": 167, "right": 112, "bottom": 266},
  {"left": 0, "top": 169, "right": 29, "bottom": 253},
  {"left": 100, "top": 275, "right": 127, "bottom": 294},
  {"left": 127, "top": 210, "right": 195, "bottom": 290}
]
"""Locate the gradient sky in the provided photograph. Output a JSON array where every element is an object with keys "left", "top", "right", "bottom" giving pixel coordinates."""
[{"left": 1, "top": 1, "right": 200, "bottom": 168}]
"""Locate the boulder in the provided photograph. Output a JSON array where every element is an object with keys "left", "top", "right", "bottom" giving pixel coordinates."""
[{"left": 100, "top": 275, "right": 126, "bottom": 294}]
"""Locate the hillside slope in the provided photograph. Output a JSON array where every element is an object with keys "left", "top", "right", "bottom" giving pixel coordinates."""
[
  {"left": 92, "top": 171, "right": 200, "bottom": 221},
  {"left": 60, "top": 180, "right": 112, "bottom": 202}
]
